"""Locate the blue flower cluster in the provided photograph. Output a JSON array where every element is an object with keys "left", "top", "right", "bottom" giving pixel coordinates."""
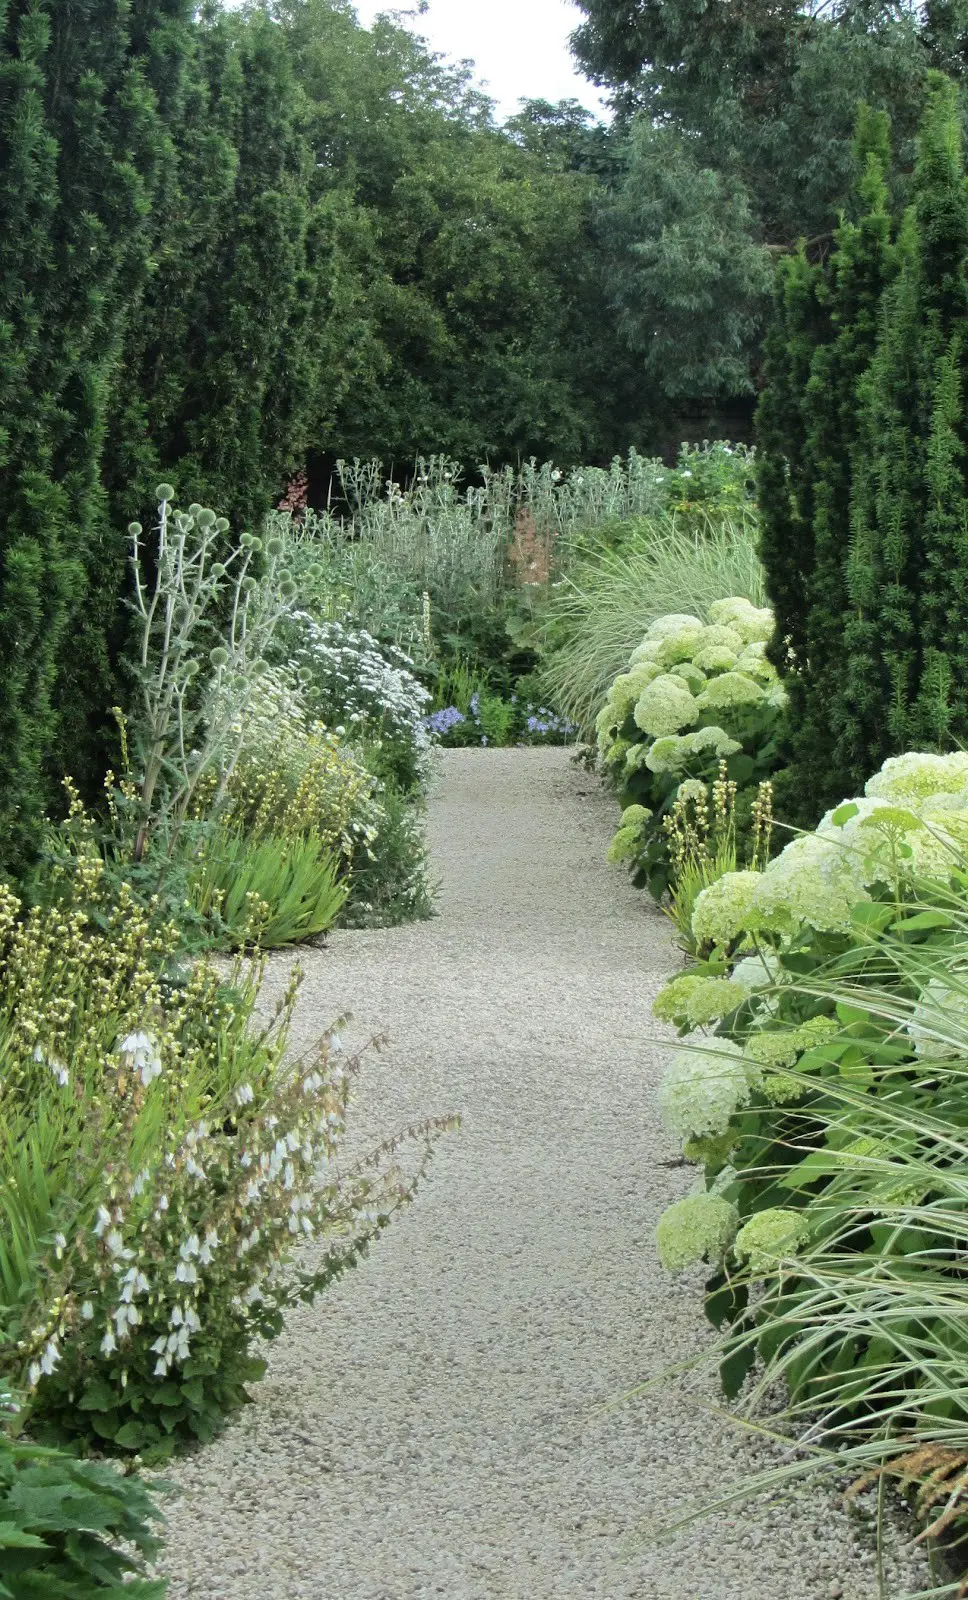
[
  {"left": 423, "top": 705, "right": 466, "bottom": 737},
  {"left": 525, "top": 707, "right": 578, "bottom": 739}
]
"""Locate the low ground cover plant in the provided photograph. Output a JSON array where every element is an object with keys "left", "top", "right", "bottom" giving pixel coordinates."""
[
  {"left": 649, "top": 748, "right": 968, "bottom": 1556},
  {"left": 597, "top": 598, "right": 783, "bottom": 897}
]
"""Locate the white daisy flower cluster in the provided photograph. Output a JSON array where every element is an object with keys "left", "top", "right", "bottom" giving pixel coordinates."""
[{"left": 293, "top": 613, "right": 432, "bottom": 773}]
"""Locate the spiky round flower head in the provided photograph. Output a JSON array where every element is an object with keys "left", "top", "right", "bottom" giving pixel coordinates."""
[
  {"left": 658, "top": 1036, "right": 759, "bottom": 1142},
  {"left": 215, "top": 516, "right": 230, "bottom": 534},
  {"left": 196, "top": 508, "right": 216, "bottom": 530},
  {"left": 182, "top": 658, "right": 200, "bottom": 679},
  {"left": 127, "top": 521, "right": 142, "bottom": 537},
  {"left": 734, "top": 1208, "right": 809, "bottom": 1275},
  {"left": 692, "top": 870, "right": 763, "bottom": 948},
  {"left": 209, "top": 647, "right": 230, "bottom": 668},
  {"left": 692, "top": 645, "right": 739, "bottom": 674},
  {"left": 865, "top": 750, "right": 968, "bottom": 805},
  {"left": 655, "top": 1193, "right": 739, "bottom": 1270},
  {"left": 280, "top": 580, "right": 298, "bottom": 600},
  {"left": 210, "top": 562, "right": 227, "bottom": 578},
  {"left": 669, "top": 661, "right": 707, "bottom": 693},
  {"left": 633, "top": 675, "right": 700, "bottom": 737},
  {"left": 265, "top": 536, "right": 285, "bottom": 558},
  {"left": 695, "top": 671, "right": 764, "bottom": 714},
  {"left": 155, "top": 483, "right": 175, "bottom": 503},
  {"left": 652, "top": 974, "right": 746, "bottom": 1026},
  {"left": 188, "top": 502, "right": 203, "bottom": 518},
  {"left": 241, "top": 576, "right": 258, "bottom": 594},
  {"left": 751, "top": 833, "right": 868, "bottom": 935}
]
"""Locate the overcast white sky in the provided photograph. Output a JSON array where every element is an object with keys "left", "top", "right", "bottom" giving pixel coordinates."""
[{"left": 352, "top": 0, "right": 606, "bottom": 121}]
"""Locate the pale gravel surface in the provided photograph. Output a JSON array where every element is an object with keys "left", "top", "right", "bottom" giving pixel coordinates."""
[{"left": 160, "top": 747, "right": 927, "bottom": 1600}]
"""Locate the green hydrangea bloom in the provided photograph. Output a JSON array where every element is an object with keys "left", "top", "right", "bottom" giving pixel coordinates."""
[
  {"left": 707, "top": 597, "right": 775, "bottom": 645},
  {"left": 658, "top": 1037, "right": 760, "bottom": 1142},
  {"left": 734, "top": 1208, "right": 809, "bottom": 1275},
  {"left": 751, "top": 833, "right": 869, "bottom": 935},
  {"left": 698, "top": 624, "right": 744, "bottom": 653},
  {"left": 734, "top": 648, "right": 777, "bottom": 684},
  {"left": 676, "top": 778, "right": 707, "bottom": 804},
  {"left": 653, "top": 628, "right": 706, "bottom": 669},
  {"left": 682, "top": 1130, "right": 740, "bottom": 1166},
  {"left": 621, "top": 803, "right": 651, "bottom": 828},
  {"left": 653, "top": 974, "right": 746, "bottom": 1026},
  {"left": 638, "top": 613, "right": 704, "bottom": 642},
  {"left": 693, "top": 645, "right": 739, "bottom": 674},
  {"left": 691, "top": 870, "right": 763, "bottom": 947},
  {"left": 633, "top": 674, "right": 701, "bottom": 737},
  {"left": 605, "top": 661, "right": 666, "bottom": 723},
  {"left": 695, "top": 670, "right": 765, "bottom": 714},
  {"left": 745, "top": 1017, "right": 838, "bottom": 1102},
  {"left": 838, "top": 1137, "right": 929, "bottom": 1210},
  {"left": 669, "top": 661, "right": 707, "bottom": 692},
  {"left": 644, "top": 725, "right": 741, "bottom": 774},
  {"left": 656, "top": 1193, "right": 739, "bottom": 1270}
]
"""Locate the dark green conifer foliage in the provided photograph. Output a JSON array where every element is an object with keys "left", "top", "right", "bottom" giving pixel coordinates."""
[
  {"left": 0, "top": 0, "right": 190, "bottom": 871},
  {"left": 756, "top": 247, "right": 826, "bottom": 679},
  {"left": 760, "top": 74, "right": 968, "bottom": 814},
  {"left": 797, "top": 109, "right": 895, "bottom": 808}
]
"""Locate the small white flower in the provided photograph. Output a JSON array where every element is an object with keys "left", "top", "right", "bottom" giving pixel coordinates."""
[
  {"left": 235, "top": 1082, "right": 254, "bottom": 1107},
  {"left": 80, "top": 1301, "right": 94, "bottom": 1320},
  {"left": 100, "top": 1329, "right": 117, "bottom": 1356}
]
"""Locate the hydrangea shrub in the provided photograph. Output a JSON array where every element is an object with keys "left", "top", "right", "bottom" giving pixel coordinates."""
[
  {"left": 650, "top": 746, "right": 968, "bottom": 1404},
  {"left": 596, "top": 599, "right": 784, "bottom": 895}
]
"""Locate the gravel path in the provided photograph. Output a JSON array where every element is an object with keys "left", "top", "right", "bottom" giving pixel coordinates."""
[{"left": 161, "top": 748, "right": 925, "bottom": 1600}]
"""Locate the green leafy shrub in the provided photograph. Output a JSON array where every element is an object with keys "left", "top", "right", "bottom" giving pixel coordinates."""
[
  {"left": 0, "top": 1426, "right": 165, "bottom": 1598},
  {"left": 650, "top": 747, "right": 968, "bottom": 1542},
  {"left": 188, "top": 828, "right": 348, "bottom": 948},
  {"left": 0, "top": 855, "right": 448, "bottom": 1460},
  {"left": 340, "top": 789, "right": 436, "bottom": 928},
  {"left": 597, "top": 599, "right": 784, "bottom": 896}
]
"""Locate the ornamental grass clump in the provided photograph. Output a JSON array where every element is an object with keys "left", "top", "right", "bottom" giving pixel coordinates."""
[
  {"left": 0, "top": 854, "right": 450, "bottom": 1461},
  {"left": 598, "top": 600, "right": 783, "bottom": 898}
]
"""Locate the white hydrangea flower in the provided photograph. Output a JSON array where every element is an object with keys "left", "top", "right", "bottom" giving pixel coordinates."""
[
  {"left": 734, "top": 1207, "right": 809, "bottom": 1275},
  {"left": 698, "top": 624, "right": 744, "bottom": 653},
  {"left": 638, "top": 613, "right": 704, "bottom": 642},
  {"left": 751, "top": 832, "right": 868, "bottom": 935},
  {"left": 655, "top": 1193, "right": 739, "bottom": 1270},
  {"left": 907, "top": 978, "right": 968, "bottom": 1059},
  {"left": 707, "top": 597, "right": 775, "bottom": 644},
  {"left": 695, "top": 670, "right": 765, "bottom": 714},
  {"left": 693, "top": 645, "right": 739, "bottom": 673},
  {"left": 652, "top": 974, "right": 746, "bottom": 1026},
  {"left": 668, "top": 661, "right": 707, "bottom": 693},
  {"left": 730, "top": 950, "right": 783, "bottom": 995},
  {"left": 692, "top": 870, "right": 764, "bottom": 947},
  {"left": 633, "top": 675, "right": 700, "bottom": 737},
  {"left": 658, "top": 1037, "right": 760, "bottom": 1143},
  {"left": 865, "top": 751, "right": 968, "bottom": 804}
]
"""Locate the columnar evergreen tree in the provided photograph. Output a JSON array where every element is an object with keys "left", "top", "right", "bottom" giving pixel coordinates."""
[
  {"left": 0, "top": 0, "right": 190, "bottom": 870},
  {"left": 759, "top": 75, "right": 968, "bottom": 815},
  {"left": 795, "top": 109, "right": 896, "bottom": 809}
]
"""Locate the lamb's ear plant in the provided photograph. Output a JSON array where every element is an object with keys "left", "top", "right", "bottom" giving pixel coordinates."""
[{"left": 128, "top": 486, "right": 299, "bottom": 859}]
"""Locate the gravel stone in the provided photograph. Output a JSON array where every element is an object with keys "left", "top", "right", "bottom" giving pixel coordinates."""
[{"left": 160, "top": 747, "right": 927, "bottom": 1599}]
